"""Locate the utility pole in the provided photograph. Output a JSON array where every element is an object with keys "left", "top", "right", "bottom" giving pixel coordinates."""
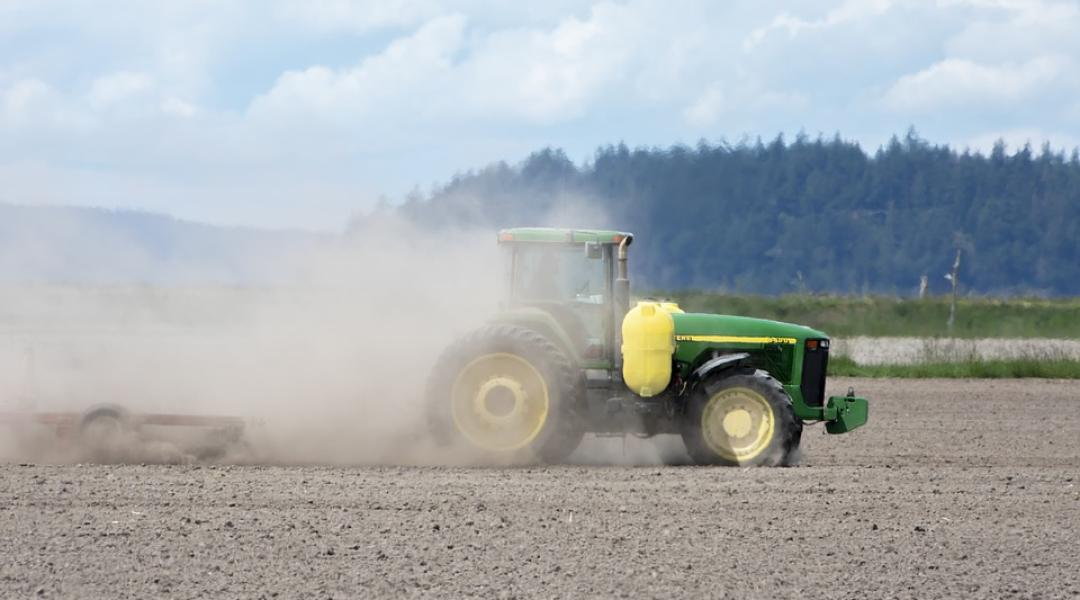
[{"left": 945, "top": 249, "right": 961, "bottom": 333}]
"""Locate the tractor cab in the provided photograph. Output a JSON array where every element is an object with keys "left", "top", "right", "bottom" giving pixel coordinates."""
[{"left": 497, "top": 228, "right": 631, "bottom": 364}]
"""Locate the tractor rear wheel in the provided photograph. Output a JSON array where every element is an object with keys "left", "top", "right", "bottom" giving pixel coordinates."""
[
  {"left": 681, "top": 369, "right": 801, "bottom": 466},
  {"left": 426, "top": 324, "right": 584, "bottom": 463}
]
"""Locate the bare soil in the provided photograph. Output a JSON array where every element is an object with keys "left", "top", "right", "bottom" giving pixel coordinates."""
[{"left": 2, "top": 378, "right": 1078, "bottom": 599}]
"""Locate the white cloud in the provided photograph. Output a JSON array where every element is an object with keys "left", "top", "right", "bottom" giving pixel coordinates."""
[
  {"left": 881, "top": 56, "right": 1069, "bottom": 111},
  {"left": 252, "top": 4, "right": 641, "bottom": 125},
  {"left": 457, "top": 3, "right": 637, "bottom": 122},
  {"left": 2, "top": 79, "right": 51, "bottom": 121},
  {"left": 160, "top": 97, "right": 198, "bottom": 118},
  {"left": 0, "top": 78, "right": 90, "bottom": 130},
  {"left": 1, "top": 1, "right": 1079, "bottom": 229},
  {"left": 743, "top": 0, "right": 895, "bottom": 51},
  {"left": 273, "top": 0, "right": 441, "bottom": 33},
  {"left": 250, "top": 14, "right": 466, "bottom": 120},
  {"left": 683, "top": 85, "right": 726, "bottom": 126},
  {"left": 942, "top": 0, "right": 1080, "bottom": 63},
  {"left": 88, "top": 71, "right": 154, "bottom": 109},
  {"left": 682, "top": 82, "right": 809, "bottom": 128}
]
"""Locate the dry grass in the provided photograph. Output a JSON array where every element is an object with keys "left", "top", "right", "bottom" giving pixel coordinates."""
[{"left": 830, "top": 341, "right": 1080, "bottom": 379}]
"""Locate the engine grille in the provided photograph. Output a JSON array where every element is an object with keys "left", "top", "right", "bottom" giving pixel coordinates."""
[{"left": 800, "top": 343, "right": 829, "bottom": 407}]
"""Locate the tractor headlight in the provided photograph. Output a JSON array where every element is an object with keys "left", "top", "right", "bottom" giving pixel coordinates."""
[{"left": 806, "top": 339, "right": 829, "bottom": 351}]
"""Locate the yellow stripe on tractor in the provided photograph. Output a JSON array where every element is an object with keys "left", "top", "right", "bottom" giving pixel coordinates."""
[{"left": 674, "top": 335, "right": 798, "bottom": 345}]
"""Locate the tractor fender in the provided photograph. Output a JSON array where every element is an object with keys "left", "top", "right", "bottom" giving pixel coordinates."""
[{"left": 687, "top": 352, "right": 751, "bottom": 387}]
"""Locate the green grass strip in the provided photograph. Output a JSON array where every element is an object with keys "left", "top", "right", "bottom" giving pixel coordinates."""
[
  {"left": 656, "top": 292, "right": 1080, "bottom": 339},
  {"left": 828, "top": 354, "right": 1080, "bottom": 379}
]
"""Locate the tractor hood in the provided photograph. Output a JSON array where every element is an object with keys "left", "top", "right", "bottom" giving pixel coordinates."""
[{"left": 671, "top": 312, "right": 827, "bottom": 344}]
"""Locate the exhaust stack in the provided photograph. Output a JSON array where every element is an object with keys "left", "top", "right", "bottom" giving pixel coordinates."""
[{"left": 613, "top": 235, "right": 632, "bottom": 372}]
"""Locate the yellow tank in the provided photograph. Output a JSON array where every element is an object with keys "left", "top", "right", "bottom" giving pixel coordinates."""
[{"left": 621, "top": 301, "right": 676, "bottom": 397}]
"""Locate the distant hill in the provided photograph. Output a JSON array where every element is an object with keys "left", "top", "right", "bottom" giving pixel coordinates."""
[
  {"left": 0, "top": 204, "right": 320, "bottom": 285},
  {"left": 395, "top": 132, "right": 1080, "bottom": 296}
]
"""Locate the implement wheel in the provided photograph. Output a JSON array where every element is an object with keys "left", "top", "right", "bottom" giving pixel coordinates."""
[
  {"left": 681, "top": 370, "right": 801, "bottom": 466},
  {"left": 426, "top": 324, "right": 584, "bottom": 463},
  {"left": 78, "top": 406, "right": 134, "bottom": 463}
]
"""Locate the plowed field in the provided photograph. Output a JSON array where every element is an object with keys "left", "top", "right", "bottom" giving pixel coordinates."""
[{"left": 2, "top": 378, "right": 1078, "bottom": 598}]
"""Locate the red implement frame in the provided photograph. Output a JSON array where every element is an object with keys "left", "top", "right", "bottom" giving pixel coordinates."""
[{"left": 0, "top": 411, "right": 246, "bottom": 438}]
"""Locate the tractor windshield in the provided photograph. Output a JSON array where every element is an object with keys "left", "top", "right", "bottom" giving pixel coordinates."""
[{"left": 511, "top": 244, "right": 607, "bottom": 304}]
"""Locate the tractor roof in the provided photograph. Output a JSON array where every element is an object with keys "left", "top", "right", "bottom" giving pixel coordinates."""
[{"left": 497, "top": 227, "right": 633, "bottom": 245}]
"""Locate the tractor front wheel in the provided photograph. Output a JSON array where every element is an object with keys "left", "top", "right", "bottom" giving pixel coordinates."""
[{"left": 681, "top": 370, "right": 801, "bottom": 467}]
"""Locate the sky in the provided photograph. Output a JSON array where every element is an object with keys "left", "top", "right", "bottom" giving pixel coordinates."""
[{"left": 1, "top": 0, "right": 1079, "bottom": 231}]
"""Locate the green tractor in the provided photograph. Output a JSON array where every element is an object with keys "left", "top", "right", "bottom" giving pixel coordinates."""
[{"left": 427, "top": 228, "right": 868, "bottom": 465}]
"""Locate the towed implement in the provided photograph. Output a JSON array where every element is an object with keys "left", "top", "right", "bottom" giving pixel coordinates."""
[
  {"left": 1, "top": 404, "right": 248, "bottom": 461},
  {"left": 427, "top": 228, "right": 868, "bottom": 465}
]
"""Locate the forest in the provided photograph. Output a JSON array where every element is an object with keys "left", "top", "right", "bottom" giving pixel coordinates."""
[{"left": 393, "top": 131, "right": 1080, "bottom": 296}]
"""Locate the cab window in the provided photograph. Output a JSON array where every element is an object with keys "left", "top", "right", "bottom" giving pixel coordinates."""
[{"left": 512, "top": 245, "right": 607, "bottom": 304}]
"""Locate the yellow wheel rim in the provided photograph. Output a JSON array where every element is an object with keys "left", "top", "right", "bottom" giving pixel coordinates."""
[
  {"left": 701, "top": 386, "right": 775, "bottom": 463},
  {"left": 451, "top": 353, "right": 550, "bottom": 452}
]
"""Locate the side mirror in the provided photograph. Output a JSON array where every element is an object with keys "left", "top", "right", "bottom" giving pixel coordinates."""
[{"left": 585, "top": 242, "right": 603, "bottom": 259}]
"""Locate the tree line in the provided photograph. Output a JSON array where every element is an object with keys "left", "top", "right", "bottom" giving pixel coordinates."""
[{"left": 388, "top": 130, "right": 1080, "bottom": 296}]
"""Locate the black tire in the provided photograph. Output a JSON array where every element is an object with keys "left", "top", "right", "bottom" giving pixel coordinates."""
[
  {"left": 78, "top": 406, "right": 133, "bottom": 463},
  {"left": 681, "top": 369, "right": 801, "bottom": 467},
  {"left": 780, "top": 423, "right": 804, "bottom": 467},
  {"left": 426, "top": 324, "right": 584, "bottom": 463}
]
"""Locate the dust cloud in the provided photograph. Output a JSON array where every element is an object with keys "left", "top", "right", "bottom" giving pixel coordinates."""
[
  {"left": 0, "top": 212, "right": 500, "bottom": 464},
  {"left": 0, "top": 199, "right": 680, "bottom": 466}
]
